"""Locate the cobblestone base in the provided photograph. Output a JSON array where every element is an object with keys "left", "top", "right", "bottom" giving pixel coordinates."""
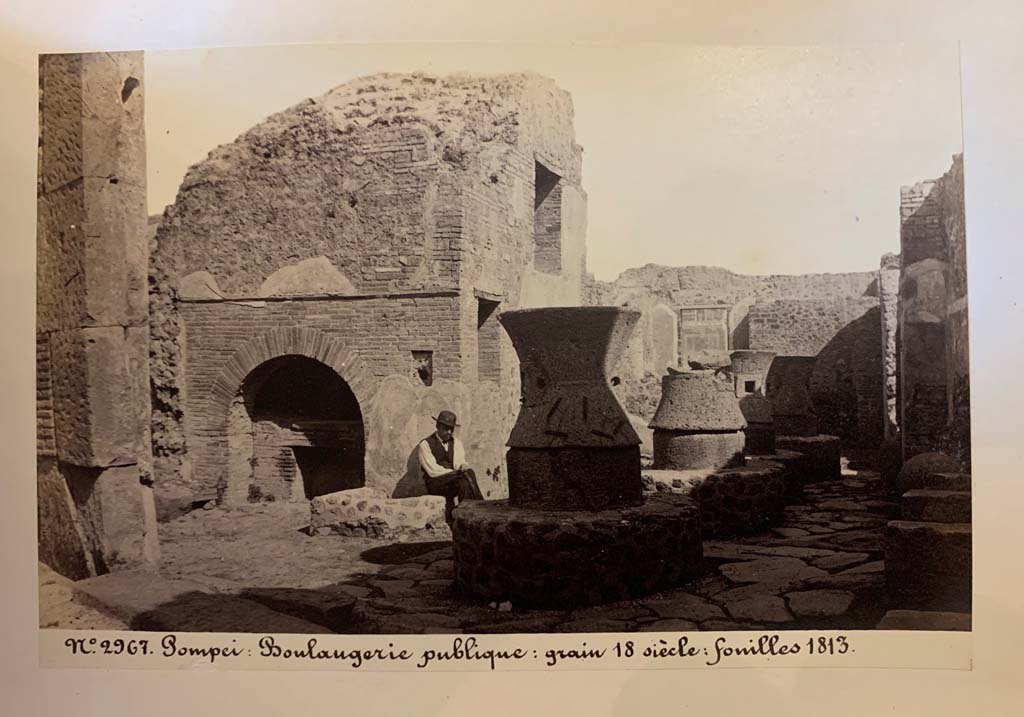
[
  {"left": 643, "top": 458, "right": 786, "bottom": 539},
  {"left": 451, "top": 494, "right": 703, "bottom": 608}
]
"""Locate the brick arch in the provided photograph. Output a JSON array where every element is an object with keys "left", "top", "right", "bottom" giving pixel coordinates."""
[{"left": 205, "top": 326, "right": 377, "bottom": 431}]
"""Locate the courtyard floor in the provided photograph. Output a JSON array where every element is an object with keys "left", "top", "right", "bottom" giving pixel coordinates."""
[{"left": 40, "top": 457, "right": 899, "bottom": 634}]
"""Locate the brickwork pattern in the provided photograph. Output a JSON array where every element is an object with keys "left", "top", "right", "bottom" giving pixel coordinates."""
[
  {"left": 898, "top": 155, "right": 970, "bottom": 464},
  {"left": 149, "top": 73, "right": 586, "bottom": 502}
]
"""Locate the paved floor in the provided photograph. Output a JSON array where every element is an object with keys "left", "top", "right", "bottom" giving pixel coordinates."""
[{"left": 40, "top": 461, "right": 898, "bottom": 633}]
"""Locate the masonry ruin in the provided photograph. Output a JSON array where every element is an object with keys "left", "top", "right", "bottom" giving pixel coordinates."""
[
  {"left": 147, "top": 72, "right": 587, "bottom": 518},
  {"left": 36, "top": 52, "right": 972, "bottom": 635}
]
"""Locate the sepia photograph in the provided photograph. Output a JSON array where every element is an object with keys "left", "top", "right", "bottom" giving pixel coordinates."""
[{"left": 35, "top": 42, "right": 971, "bottom": 638}]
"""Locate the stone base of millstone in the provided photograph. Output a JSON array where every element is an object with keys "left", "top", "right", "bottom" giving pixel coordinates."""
[
  {"left": 762, "top": 448, "right": 806, "bottom": 499},
  {"left": 652, "top": 430, "right": 745, "bottom": 471},
  {"left": 885, "top": 520, "right": 972, "bottom": 612},
  {"left": 775, "top": 435, "right": 841, "bottom": 482},
  {"left": 506, "top": 445, "right": 643, "bottom": 511},
  {"left": 742, "top": 424, "right": 776, "bottom": 456},
  {"left": 642, "top": 458, "right": 786, "bottom": 539},
  {"left": 451, "top": 495, "right": 703, "bottom": 609}
]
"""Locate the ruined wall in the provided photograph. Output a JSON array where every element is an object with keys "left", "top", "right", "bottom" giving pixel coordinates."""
[
  {"left": 588, "top": 265, "right": 879, "bottom": 425},
  {"left": 898, "top": 155, "right": 970, "bottom": 464},
  {"left": 747, "top": 298, "right": 880, "bottom": 357},
  {"left": 151, "top": 73, "right": 584, "bottom": 507},
  {"left": 747, "top": 297, "right": 882, "bottom": 446},
  {"left": 593, "top": 260, "right": 886, "bottom": 445},
  {"left": 590, "top": 265, "right": 877, "bottom": 311},
  {"left": 37, "top": 52, "right": 157, "bottom": 578}
]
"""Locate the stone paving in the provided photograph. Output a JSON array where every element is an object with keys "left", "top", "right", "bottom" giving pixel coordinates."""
[{"left": 42, "top": 461, "right": 899, "bottom": 634}]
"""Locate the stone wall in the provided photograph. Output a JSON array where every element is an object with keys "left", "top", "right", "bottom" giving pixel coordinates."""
[
  {"left": 879, "top": 253, "right": 901, "bottom": 441},
  {"left": 747, "top": 297, "right": 880, "bottom": 357},
  {"left": 591, "top": 265, "right": 885, "bottom": 447},
  {"left": 898, "top": 155, "right": 970, "bottom": 464},
  {"left": 747, "top": 297, "right": 883, "bottom": 446},
  {"left": 36, "top": 52, "right": 158, "bottom": 578},
  {"left": 150, "top": 73, "right": 584, "bottom": 509}
]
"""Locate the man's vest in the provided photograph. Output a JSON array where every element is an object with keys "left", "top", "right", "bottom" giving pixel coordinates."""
[{"left": 423, "top": 433, "right": 455, "bottom": 479}]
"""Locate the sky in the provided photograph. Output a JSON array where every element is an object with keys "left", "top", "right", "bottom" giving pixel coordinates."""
[{"left": 145, "top": 43, "right": 963, "bottom": 281}]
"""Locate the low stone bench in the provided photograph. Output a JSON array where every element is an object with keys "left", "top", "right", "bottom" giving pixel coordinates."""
[{"left": 310, "top": 487, "right": 448, "bottom": 538}]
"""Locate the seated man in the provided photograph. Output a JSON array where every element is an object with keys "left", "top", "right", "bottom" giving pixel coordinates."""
[{"left": 418, "top": 410, "right": 484, "bottom": 526}]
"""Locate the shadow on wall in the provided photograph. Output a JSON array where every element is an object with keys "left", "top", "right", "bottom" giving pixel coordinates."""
[
  {"left": 391, "top": 447, "right": 428, "bottom": 499},
  {"left": 810, "top": 306, "right": 883, "bottom": 448}
]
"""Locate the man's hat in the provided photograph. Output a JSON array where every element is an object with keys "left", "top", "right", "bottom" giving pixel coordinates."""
[{"left": 433, "top": 410, "right": 459, "bottom": 428}]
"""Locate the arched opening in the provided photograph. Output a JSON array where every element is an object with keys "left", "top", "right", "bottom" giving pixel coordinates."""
[{"left": 224, "top": 355, "right": 365, "bottom": 504}]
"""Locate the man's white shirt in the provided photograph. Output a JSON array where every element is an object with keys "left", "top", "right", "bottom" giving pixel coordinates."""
[{"left": 418, "top": 433, "right": 467, "bottom": 478}]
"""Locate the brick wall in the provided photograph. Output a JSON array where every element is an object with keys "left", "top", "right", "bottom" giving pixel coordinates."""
[
  {"left": 177, "top": 294, "right": 461, "bottom": 498},
  {"left": 150, "top": 73, "right": 585, "bottom": 504},
  {"left": 588, "top": 265, "right": 877, "bottom": 310},
  {"left": 746, "top": 297, "right": 883, "bottom": 446},
  {"left": 533, "top": 177, "right": 563, "bottom": 274},
  {"left": 747, "top": 298, "right": 880, "bottom": 357},
  {"left": 898, "top": 155, "right": 969, "bottom": 464}
]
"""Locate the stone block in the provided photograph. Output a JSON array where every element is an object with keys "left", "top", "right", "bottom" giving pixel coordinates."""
[
  {"left": 885, "top": 520, "right": 971, "bottom": 611},
  {"left": 898, "top": 452, "right": 963, "bottom": 493},
  {"left": 94, "top": 465, "right": 147, "bottom": 568},
  {"left": 79, "top": 175, "right": 149, "bottom": 326},
  {"left": 59, "top": 463, "right": 148, "bottom": 573},
  {"left": 918, "top": 472, "right": 971, "bottom": 492},
  {"left": 310, "top": 487, "right": 447, "bottom": 538},
  {"left": 901, "top": 490, "right": 971, "bottom": 523},
  {"left": 50, "top": 326, "right": 147, "bottom": 467},
  {"left": 153, "top": 482, "right": 199, "bottom": 523},
  {"left": 36, "top": 457, "right": 92, "bottom": 580},
  {"left": 876, "top": 609, "right": 971, "bottom": 631},
  {"left": 37, "top": 52, "right": 148, "bottom": 330}
]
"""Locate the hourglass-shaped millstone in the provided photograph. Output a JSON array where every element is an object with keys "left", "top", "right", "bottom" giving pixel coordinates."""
[
  {"left": 649, "top": 369, "right": 747, "bottom": 470},
  {"left": 498, "top": 307, "right": 644, "bottom": 511},
  {"left": 765, "top": 356, "right": 819, "bottom": 437},
  {"left": 729, "top": 350, "right": 777, "bottom": 455}
]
